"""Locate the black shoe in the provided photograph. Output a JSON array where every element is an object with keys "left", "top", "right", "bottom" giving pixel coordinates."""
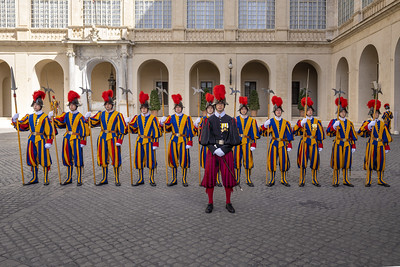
[
  {"left": 182, "top": 182, "right": 188, "bottom": 187},
  {"left": 365, "top": 184, "right": 371, "bottom": 187},
  {"left": 313, "top": 183, "right": 321, "bottom": 187},
  {"left": 343, "top": 183, "right": 354, "bottom": 187},
  {"left": 332, "top": 184, "right": 339, "bottom": 187},
  {"left": 115, "top": 182, "right": 121, "bottom": 186},
  {"left": 132, "top": 181, "right": 144, "bottom": 186},
  {"left": 44, "top": 182, "right": 49, "bottom": 186},
  {"left": 378, "top": 183, "right": 390, "bottom": 187},
  {"left": 167, "top": 181, "right": 177, "bottom": 187},
  {"left": 77, "top": 182, "right": 82, "bottom": 186},
  {"left": 226, "top": 203, "right": 235, "bottom": 213},
  {"left": 24, "top": 180, "right": 39, "bottom": 186},
  {"left": 96, "top": 181, "right": 108, "bottom": 186},
  {"left": 216, "top": 183, "right": 222, "bottom": 187},
  {"left": 205, "top": 204, "right": 213, "bottom": 213},
  {"left": 150, "top": 182, "right": 156, "bottom": 187},
  {"left": 299, "top": 183, "right": 305, "bottom": 187},
  {"left": 62, "top": 180, "right": 72, "bottom": 185},
  {"left": 266, "top": 182, "right": 274, "bottom": 187},
  {"left": 281, "top": 182, "right": 291, "bottom": 187},
  {"left": 246, "top": 182, "right": 254, "bottom": 187}
]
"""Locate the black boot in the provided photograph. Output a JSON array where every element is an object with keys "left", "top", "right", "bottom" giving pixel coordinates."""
[
  {"left": 226, "top": 203, "right": 235, "bottom": 213},
  {"left": 205, "top": 204, "right": 213, "bottom": 213}
]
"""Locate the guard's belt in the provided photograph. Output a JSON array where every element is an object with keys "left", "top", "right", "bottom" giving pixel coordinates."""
[
  {"left": 66, "top": 131, "right": 80, "bottom": 136},
  {"left": 272, "top": 137, "right": 288, "bottom": 142},
  {"left": 31, "top": 132, "right": 44, "bottom": 136},
  {"left": 101, "top": 130, "right": 117, "bottom": 134},
  {"left": 173, "top": 133, "right": 186, "bottom": 138},
  {"left": 216, "top": 140, "right": 225, "bottom": 145},
  {"left": 139, "top": 134, "right": 151, "bottom": 139}
]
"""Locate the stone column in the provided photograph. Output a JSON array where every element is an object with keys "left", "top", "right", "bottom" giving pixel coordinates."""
[{"left": 67, "top": 51, "right": 75, "bottom": 94}]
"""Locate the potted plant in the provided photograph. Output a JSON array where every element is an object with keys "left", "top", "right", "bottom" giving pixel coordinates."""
[
  {"left": 200, "top": 88, "right": 210, "bottom": 116},
  {"left": 149, "top": 89, "right": 161, "bottom": 116},
  {"left": 248, "top": 89, "right": 260, "bottom": 117},
  {"left": 298, "top": 88, "right": 306, "bottom": 117}
]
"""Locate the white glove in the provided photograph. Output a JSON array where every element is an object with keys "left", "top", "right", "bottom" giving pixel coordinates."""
[
  {"left": 12, "top": 113, "right": 19, "bottom": 122},
  {"left": 160, "top": 116, "right": 167, "bottom": 125},
  {"left": 318, "top": 147, "right": 323, "bottom": 152},
  {"left": 125, "top": 116, "right": 131, "bottom": 124},
  {"left": 287, "top": 147, "right": 292, "bottom": 152},
  {"left": 186, "top": 145, "right": 192, "bottom": 149},
  {"left": 116, "top": 143, "right": 121, "bottom": 147},
  {"left": 194, "top": 117, "right": 201, "bottom": 128},
  {"left": 153, "top": 146, "right": 158, "bottom": 150},
  {"left": 368, "top": 120, "right": 376, "bottom": 130},
  {"left": 333, "top": 120, "right": 340, "bottom": 130},
  {"left": 351, "top": 148, "right": 356, "bottom": 153},
  {"left": 213, "top": 148, "right": 225, "bottom": 157},
  {"left": 80, "top": 144, "right": 86, "bottom": 148},
  {"left": 385, "top": 150, "right": 389, "bottom": 154},
  {"left": 250, "top": 147, "right": 256, "bottom": 152},
  {"left": 45, "top": 143, "right": 52, "bottom": 149},
  {"left": 301, "top": 118, "right": 308, "bottom": 127},
  {"left": 48, "top": 111, "right": 54, "bottom": 120},
  {"left": 263, "top": 119, "right": 271, "bottom": 128},
  {"left": 84, "top": 112, "right": 91, "bottom": 120}
]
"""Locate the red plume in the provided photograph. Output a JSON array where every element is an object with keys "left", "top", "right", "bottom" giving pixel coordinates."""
[
  {"left": 171, "top": 94, "right": 182, "bottom": 105},
  {"left": 384, "top": 103, "right": 390, "bottom": 108},
  {"left": 213, "top": 84, "right": 226, "bottom": 101},
  {"left": 33, "top": 90, "right": 46, "bottom": 102},
  {"left": 68, "top": 90, "right": 80, "bottom": 103},
  {"left": 271, "top": 96, "right": 283, "bottom": 107},
  {"left": 239, "top": 96, "right": 248, "bottom": 106},
  {"left": 335, "top": 97, "right": 348, "bottom": 108},
  {"left": 301, "top": 97, "right": 313, "bottom": 108},
  {"left": 367, "top": 99, "right": 381, "bottom": 110},
  {"left": 205, "top": 93, "right": 214, "bottom": 103},
  {"left": 102, "top": 90, "right": 113, "bottom": 102},
  {"left": 139, "top": 91, "right": 149, "bottom": 104}
]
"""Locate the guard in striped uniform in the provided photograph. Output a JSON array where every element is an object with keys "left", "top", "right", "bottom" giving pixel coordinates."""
[
  {"left": 89, "top": 90, "right": 127, "bottom": 186},
  {"left": 293, "top": 97, "right": 325, "bottom": 187},
  {"left": 326, "top": 97, "right": 357, "bottom": 187},
  {"left": 358, "top": 99, "right": 392, "bottom": 187},
  {"left": 52, "top": 90, "right": 88, "bottom": 186},
  {"left": 260, "top": 96, "right": 293, "bottom": 187},
  {"left": 160, "top": 94, "right": 195, "bottom": 187},
  {"left": 129, "top": 91, "right": 161, "bottom": 187},
  {"left": 233, "top": 96, "right": 260, "bottom": 187},
  {"left": 382, "top": 103, "right": 393, "bottom": 132},
  {"left": 11, "top": 90, "right": 53, "bottom": 185},
  {"left": 194, "top": 93, "right": 222, "bottom": 186}
]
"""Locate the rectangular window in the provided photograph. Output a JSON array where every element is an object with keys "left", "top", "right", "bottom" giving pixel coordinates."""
[
  {"left": 239, "top": 0, "right": 275, "bottom": 29},
  {"left": 135, "top": 0, "right": 171, "bottom": 28},
  {"left": 338, "top": 0, "right": 354, "bottom": 26},
  {"left": 292, "top": 81, "right": 300, "bottom": 105},
  {"left": 244, "top": 81, "right": 256, "bottom": 98},
  {"left": 83, "top": 0, "right": 121, "bottom": 26},
  {"left": 187, "top": 0, "right": 223, "bottom": 29},
  {"left": 31, "top": 0, "right": 68, "bottom": 28},
  {"left": 290, "top": 0, "right": 326, "bottom": 29},
  {"left": 156, "top": 81, "right": 168, "bottom": 105},
  {"left": 0, "top": 0, "right": 15, "bottom": 27},
  {"left": 362, "top": 0, "right": 373, "bottom": 8}
]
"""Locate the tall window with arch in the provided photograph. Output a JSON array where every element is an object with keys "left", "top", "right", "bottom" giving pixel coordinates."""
[
  {"left": 83, "top": 0, "right": 121, "bottom": 26},
  {"left": 290, "top": 0, "right": 326, "bottom": 30},
  {"left": 187, "top": 0, "right": 223, "bottom": 29},
  {"left": 135, "top": 0, "right": 171, "bottom": 28},
  {"left": 31, "top": 0, "right": 68, "bottom": 28},
  {"left": 239, "top": 0, "right": 275, "bottom": 29}
]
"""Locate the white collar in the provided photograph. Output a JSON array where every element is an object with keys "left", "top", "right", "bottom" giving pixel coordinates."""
[
  {"left": 306, "top": 116, "right": 313, "bottom": 120},
  {"left": 35, "top": 110, "right": 43, "bottom": 115},
  {"left": 339, "top": 116, "right": 346, "bottom": 121},
  {"left": 70, "top": 110, "right": 79, "bottom": 115},
  {"left": 141, "top": 112, "right": 150, "bottom": 117},
  {"left": 206, "top": 113, "right": 212, "bottom": 118},
  {"left": 106, "top": 109, "right": 114, "bottom": 113},
  {"left": 274, "top": 116, "right": 282, "bottom": 121},
  {"left": 175, "top": 112, "right": 183, "bottom": 117},
  {"left": 215, "top": 111, "right": 225, "bottom": 118},
  {"left": 240, "top": 114, "right": 248, "bottom": 119}
]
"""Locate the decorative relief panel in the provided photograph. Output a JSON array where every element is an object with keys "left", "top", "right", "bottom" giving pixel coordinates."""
[
  {"left": 29, "top": 29, "right": 67, "bottom": 41},
  {"left": 131, "top": 29, "right": 173, "bottom": 42},
  {"left": 362, "top": 0, "right": 386, "bottom": 19},
  {"left": 237, "top": 30, "right": 275, "bottom": 41},
  {"left": 185, "top": 30, "right": 224, "bottom": 42},
  {"left": 288, "top": 31, "right": 326, "bottom": 42}
]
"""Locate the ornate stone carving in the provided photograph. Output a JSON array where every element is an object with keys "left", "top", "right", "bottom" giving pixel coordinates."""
[{"left": 87, "top": 25, "right": 100, "bottom": 42}]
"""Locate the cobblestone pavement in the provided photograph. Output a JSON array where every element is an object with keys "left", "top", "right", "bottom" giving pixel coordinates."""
[{"left": 0, "top": 128, "right": 399, "bottom": 266}]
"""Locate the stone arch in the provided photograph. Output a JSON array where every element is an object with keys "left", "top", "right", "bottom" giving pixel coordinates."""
[
  {"left": 394, "top": 38, "right": 400, "bottom": 133},
  {"left": 0, "top": 61, "right": 11, "bottom": 117}
]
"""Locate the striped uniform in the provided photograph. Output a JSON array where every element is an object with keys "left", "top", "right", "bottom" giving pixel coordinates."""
[
  {"left": 293, "top": 117, "right": 325, "bottom": 185},
  {"left": 90, "top": 110, "right": 127, "bottom": 184},
  {"left": 129, "top": 114, "right": 161, "bottom": 184},
  {"left": 382, "top": 110, "right": 393, "bottom": 131},
  {"left": 13, "top": 112, "right": 53, "bottom": 184},
  {"left": 358, "top": 119, "right": 392, "bottom": 185},
  {"left": 326, "top": 118, "right": 357, "bottom": 185},
  {"left": 233, "top": 115, "right": 260, "bottom": 184},
  {"left": 54, "top": 111, "right": 88, "bottom": 184},
  {"left": 164, "top": 114, "right": 195, "bottom": 184},
  {"left": 260, "top": 118, "right": 293, "bottom": 185}
]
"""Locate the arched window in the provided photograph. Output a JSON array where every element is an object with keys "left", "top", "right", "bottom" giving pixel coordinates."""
[
  {"left": 187, "top": 0, "right": 223, "bottom": 29},
  {"left": 239, "top": 0, "right": 275, "bottom": 29},
  {"left": 135, "top": 0, "right": 171, "bottom": 28},
  {"left": 31, "top": 0, "right": 68, "bottom": 28},
  {"left": 290, "top": 0, "right": 326, "bottom": 30}
]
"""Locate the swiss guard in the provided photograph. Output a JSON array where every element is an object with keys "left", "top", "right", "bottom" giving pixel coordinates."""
[
  {"left": 88, "top": 90, "right": 127, "bottom": 186},
  {"left": 233, "top": 96, "right": 260, "bottom": 186},
  {"left": 194, "top": 93, "right": 222, "bottom": 186},
  {"left": 358, "top": 99, "right": 392, "bottom": 187},
  {"left": 200, "top": 84, "right": 241, "bottom": 214},
  {"left": 260, "top": 96, "right": 293, "bottom": 187},
  {"left": 382, "top": 103, "right": 393, "bottom": 132},
  {"left": 160, "top": 94, "right": 195, "bottom": 187},
  {"left": 326, "top": 97, "right": 357, "bottom": 187},
  {"left": 52, "top": 90, "right": 88, "bottom": 186},
  {"left": 293, "top": 97, "right": 325, "bottom": 187},
  {"left": 12, "top": 90, "right": 53, "bottom": 185},
  {"left": 128, "top": 91, "right": 161, "bottom": 186}
]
